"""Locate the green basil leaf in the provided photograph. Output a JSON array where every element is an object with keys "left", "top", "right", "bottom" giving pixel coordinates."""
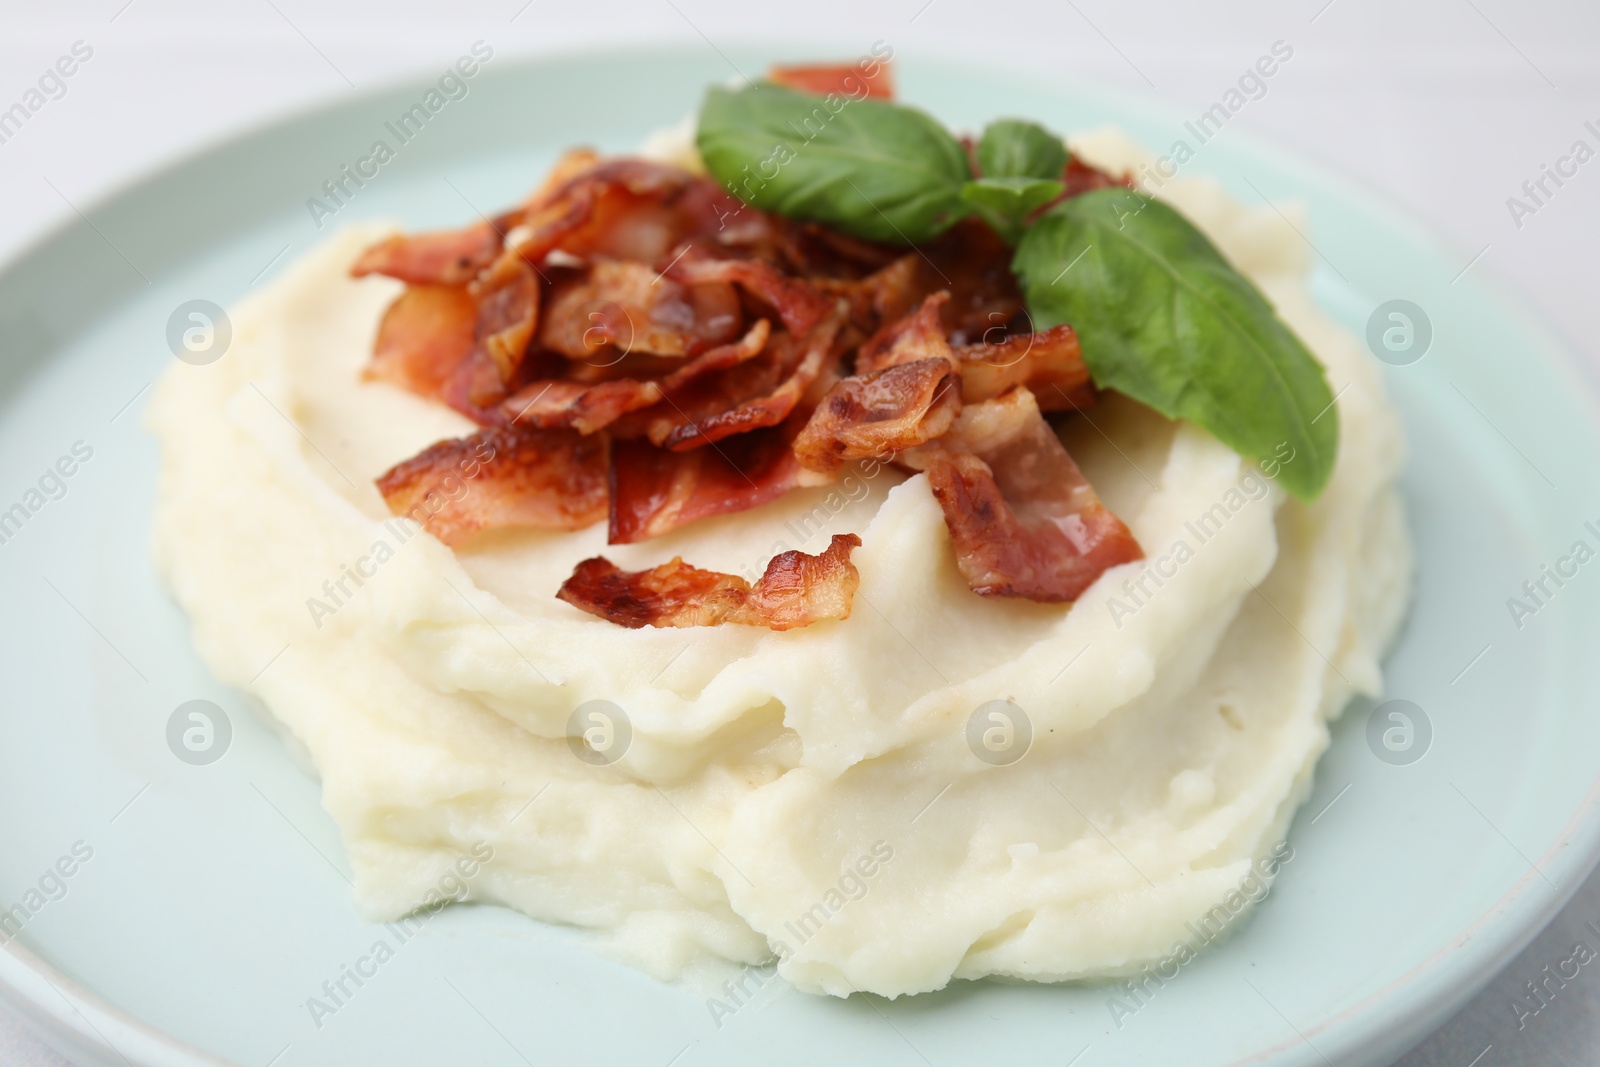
[
  {"left": 977, "top": 119, "right": 1069, "bottom": 182},
  {"left": 959, "top": 177, "right": 1066, "bottom": 244},
  {"left": 696, "top": 83, "right": 972, "bottom": 245},
  {"left": 1013, "top": 188, "right": 1338, "bottom": 501}
]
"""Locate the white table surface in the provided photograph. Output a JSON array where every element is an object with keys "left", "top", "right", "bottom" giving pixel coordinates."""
[{"left": 1, "top": 1, "right": 1597, "bottom": 1064}]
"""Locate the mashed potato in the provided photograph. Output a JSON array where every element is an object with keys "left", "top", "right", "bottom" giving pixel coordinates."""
[{"left": 147, "top": 129, "right": 1412, "bottom": 997}]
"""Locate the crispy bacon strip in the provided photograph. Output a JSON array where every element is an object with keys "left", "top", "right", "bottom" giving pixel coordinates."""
[
  {"left": 557, "top": 533, "right": 862, "bottom": 630},
  {"left": 954, "top": 324, "right": 1095, "bottom": 411},
  {"left": 365, "top": 284, "right": 477, "bottom": 396},
  {"left": 669, "top": 251, "right": 834, "bottom": 337},
  {"left": 512, "top": 159, "right": 752, "bottom": 267},
  {"left": 855, "top": 292, "right": 956, "bottom": 374},
  {"left": 376, "top": 424, "right": 607, "bottom": 546},
  {"left": 504, "top": 319, "right": 771, "bottom": 435},
  {"left": 607, "top": 426, "right": 807, "bottom": 544},
  {"left": 902, "top": 387, "right": 1142, "bottom": 601},
  {"left": 815, "top": 253, "right": 921, "bottom": 336},
  {"left": 767, "top": 61, "right": 894, "bottom": 99},
  {"left": 792, "top": 357, "right": 961, "bottom": 474},
  {"left": 352, "top": 221, "right": 502, "bottom": 285},
  {"left": 856, "top": 297, "right": 1094, "bottom": 411},
  {"left": 475, "top": 254, "right": 540, "bottom": 384},
  {"left": 539, "top": 259, "right": 742, "bottom": 359},
  {"left": 659, "top": 304, "right": 845, "bottom": 451}
]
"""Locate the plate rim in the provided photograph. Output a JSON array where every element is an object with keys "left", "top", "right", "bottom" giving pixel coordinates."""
[{"left": 3, "top": 39, "right": 1599, "bottom": 1067}]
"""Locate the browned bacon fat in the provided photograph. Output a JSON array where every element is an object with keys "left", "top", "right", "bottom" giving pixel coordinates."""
[
  {"left": 902, "top": 388, "right": 1142, "bottom": 601},
  {"left": 557, "top": 533, "right": 862, "bottom": 629}
]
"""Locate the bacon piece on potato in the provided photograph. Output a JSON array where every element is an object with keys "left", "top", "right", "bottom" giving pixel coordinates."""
[
  {"left": 792, "top": 357, "right": 961, "bottom": 474},
  {"left": 474, "top": 254, "right": 540, "bottom": 385},
  {"left": 365, "top": 284, "right": 478, "bottom": 396},
  {"left": 512, "top": 158, "right": 752, "bottom": 267},
  {"left": 902, "top": 387, "right": 1141, "bottom": 601},
  {"left": 376, "top": 424, "right": 607, "bottom": 546},
  {"left": 538, "top": 259, "right": 743, "bottom": 359},
  {"left": 668, "top": 250, "right": 836, "bottom": 338},
  {"left": 954, "top": 323, "right": 1095, "bottom": 411},
  {"left": 606, "top": 425, "right": 809, "bottom": 544},
  {"left": 505, "top": 319, "right": 772, "bottom": 435},
  {"left": 557, "top": 533, "right": 862, "bottom": 630},
  {"left": 657, "top": 304, "right": 845, "bottom": 451},
  {"left": 352, "top": 220, "right": 503, "bottom": 286},
  {"left": 855, "top": 292, "right": 957, "bottom": 373}
]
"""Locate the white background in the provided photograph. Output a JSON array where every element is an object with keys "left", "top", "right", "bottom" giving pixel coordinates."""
[{"left": 0, "top": 1, "right": 1597, "bottom": 1064}]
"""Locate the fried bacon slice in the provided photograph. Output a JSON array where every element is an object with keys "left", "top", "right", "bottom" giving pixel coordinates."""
[
  {"left": 474, "top": 254, "right": 540, "bottom": 384},
  {"left": 376, "top": 424, "right": 607, "bottom": 546},
  {"left": 607, "top": 426, "right": 808, "bottom": 544},
  {"left": 855, "top": 292, "right": 957, "bottom": 374},
  {"left": 767, "top": 61, "right": 894, "bottom": 99},
  {"left": 955, "top": 324, "right": 1095, "bottom": 411},
  {"left": 557, "top": 533, "right": 862, "bottom": 630},
  {"left": 505, "top": 319, "right": 772, "bottom": 435},
  {"left": 668, "top": 250, "right": 835, "bottom": 337},
  {"left": 365, "top": 283, "right": 477, "bottom": 396},
  {"left": 792, "top": 357, "right": 961, "bottom": 474},
  {"left": 352, "top": 220, "right": 503, "bottom": 285},
  {"left": 856, "top": 296, "right": 1095, "bottom": 410},
  {"left": 538, "top": 259, "right": 742, "bottom": 359},
  {"left": 658, "top": 303, "right": 845, "bottom": 451},
  {"left": 918, "top": 219, "right": 1025, "bottom": 342},
  {"left": 902, "top": 387, "right": 1141, "bottom": 601},
  {"left": 512, "top": 158, "right": 751, "bottom": 267}
]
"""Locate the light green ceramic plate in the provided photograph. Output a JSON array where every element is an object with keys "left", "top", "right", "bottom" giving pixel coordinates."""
[{"left": 2, "top": 45, "right": 1598, "bottom": 1067}]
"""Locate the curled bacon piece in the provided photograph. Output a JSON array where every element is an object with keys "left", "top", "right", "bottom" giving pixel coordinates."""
[
  {"left": 792, "top": 357, "right": 961, "bottom": 474},
  {"left": 669, "top": 250, "right": 834, "bottom": 338},
  {"left": 352, "top": 220, "right": 502, "bottom": 286},
  {"left": 767, "top": 61, "right": 894, "bottom": 100},
  {"left": 366, "top": 283, "right": 477, "bottom": 396},
  {"left": 376, "top": 424, "right": 607, "bottom": 546},
  {"left": 539, "top": 259, "right": 742, "bottom": 359},
  {"left": 505, "top": 319, "right": 772, "bottom": 435},
  {"left": 512, "top": 158, "right": 750, "bottom": 267},
  {"left": 475, "top": 254, "right": 540, "bottom": 384},
  {"left": 855, "top": 292, "right": 956, "bottom": 373},
  {"left": 902, "top": 387, "right": 1142, "bottom": 601},
  {"left": 955, "top": 324, "right": 1094, "bottom": 411},
  {"left": 856, "top": 296, "right": 1095, "bottom": 411},
  {"left": 658, "top": 303, "right": 845, "bottom": 451},
  {"left": 557, "top": 533, "right": 862, "bottom": 630}
]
